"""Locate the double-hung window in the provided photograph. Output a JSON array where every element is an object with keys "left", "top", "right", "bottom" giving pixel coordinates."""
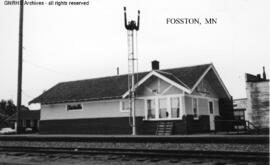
[
  {"left": 171, "top": 97, "right": 180, "bottom": 118},
  {"left": 121, "top": 100, "right": 130, "bottom": 112},
  {"left": 147, "top": 99, "right": 155, "bottom": 119},
  {"left": 159, "top": 98, "right": 168, "bottom": 118}
]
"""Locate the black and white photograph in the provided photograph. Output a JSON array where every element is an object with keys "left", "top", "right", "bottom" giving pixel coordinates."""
[{"left": 0, "top": 0, "right": 269, "bottom": 164}]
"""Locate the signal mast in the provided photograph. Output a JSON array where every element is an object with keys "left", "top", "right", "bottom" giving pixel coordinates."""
[{"left": 123, "top": 7, "right": 140, "bottom": 135}]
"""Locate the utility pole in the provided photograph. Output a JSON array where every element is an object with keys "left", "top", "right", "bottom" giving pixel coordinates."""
[
  {"left": 16, "top": 0, "right": 24, "bottom": 134},
  {"left": 123, "top": 7, "right": 140, "bottom": 135}
]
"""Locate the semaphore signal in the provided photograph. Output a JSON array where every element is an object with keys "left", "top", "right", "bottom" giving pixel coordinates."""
[{"left": 123, "top": 6, "right": 140, "bottom": 136}]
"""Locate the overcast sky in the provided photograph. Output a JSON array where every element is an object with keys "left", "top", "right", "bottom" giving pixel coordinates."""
[{"left": 0, "top": 0, "right": 269, "bottom": 109}]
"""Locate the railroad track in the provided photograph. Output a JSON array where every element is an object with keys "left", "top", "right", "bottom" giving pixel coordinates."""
[{"left": 0, "top": 146, "right": 268, "bottom": 161}]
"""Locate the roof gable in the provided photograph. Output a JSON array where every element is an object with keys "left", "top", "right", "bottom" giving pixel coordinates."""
[
  {"left": 122, "top": 71, "right": 190, "bottom": 98},
  {"left": 190, "top": 65, "right": 231, "bottom": 98}
]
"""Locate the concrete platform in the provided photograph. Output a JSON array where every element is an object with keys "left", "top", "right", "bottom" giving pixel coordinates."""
[{"left": 0, "top": 133, "right": 268, "bottom": 144}]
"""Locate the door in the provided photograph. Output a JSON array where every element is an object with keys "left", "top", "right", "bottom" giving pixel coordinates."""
[{"left": 209, "top": 101, "right": 215, "bottom": 131}]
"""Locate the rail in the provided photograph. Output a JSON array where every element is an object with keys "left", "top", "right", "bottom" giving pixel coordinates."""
[{"left": 0, "top": 146, "right": 268, "bottom": 161}]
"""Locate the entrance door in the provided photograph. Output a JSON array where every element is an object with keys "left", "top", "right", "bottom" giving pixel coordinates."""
[{"left": 209, "top": 101, "right": 215, "bottom": 131}]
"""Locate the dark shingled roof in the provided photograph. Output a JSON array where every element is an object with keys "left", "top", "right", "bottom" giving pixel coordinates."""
[
  {"left": 30, "top": 63, "right": 211, "bottom": 104},
  {"left": 155, "top": 70, "right": 189, "bottom": 89}
]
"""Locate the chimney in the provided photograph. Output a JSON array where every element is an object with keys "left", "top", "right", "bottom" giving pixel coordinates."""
[
  {"left": 117, "top": 67, "right": 119, "bottom": 75},
  {"left": 151, "top": 60, "right": 159, "bottom": 70},
  {"left": 263, "top": 66, "right": 266, "bottom": 80}
]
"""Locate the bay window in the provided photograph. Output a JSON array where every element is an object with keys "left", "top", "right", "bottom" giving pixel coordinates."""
[{"left": 146, "top": 95, "right": 182, "bottom": 120}]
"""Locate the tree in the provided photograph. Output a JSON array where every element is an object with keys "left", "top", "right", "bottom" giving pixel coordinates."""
[
  {"left": 6, "top": 100, "right": 17, "bottom": 116},
  {"left": 0, "top": 100, "right": 7, "bottom": 115},
  {"left": 0, "top": 99, "right": 17, "bottom": 117}
]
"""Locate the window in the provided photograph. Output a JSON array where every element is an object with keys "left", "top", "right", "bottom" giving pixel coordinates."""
[
  {"left": 171, "top": 97, "right": 180, "bottom": 118},
  {"left": 159, "top": 98, "right": 168, "bottom": 118},
  {"left": 209, "top": 101, "right": 213, "bottom": 114},
  {"left": 192, "top": 98, "right": 198, "bottom": 119},
  {"left": 67, "top": 104, "right": 82, "bottom": 111},
  {"left": 121, "top": 100, "right": 130, "bottom": 112},
  {"left": 234, "top": 110, "right": 245, "bottom": 120},
  {"left": 145, "top": 96, "right": 183, "bottom": 120},
  {"left": 147, "top": 99, "right": 155, "bottom": 119}
]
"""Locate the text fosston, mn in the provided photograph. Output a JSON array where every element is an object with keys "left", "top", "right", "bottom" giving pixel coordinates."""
[{"left": 166, "top": 18, "right": 217, "bottom": 25}]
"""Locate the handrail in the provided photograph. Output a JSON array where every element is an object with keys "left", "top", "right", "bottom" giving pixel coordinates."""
[
  {"left": 245, "top": 120, "right": 260, "bottom": 134},
  {"left": 214, "top": 119, "right": 261, "bottom": 134}
]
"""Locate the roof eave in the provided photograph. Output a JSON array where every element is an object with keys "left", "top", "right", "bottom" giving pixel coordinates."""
[{"left": 34, "top": 96, "right": 123, "bottom": 105}]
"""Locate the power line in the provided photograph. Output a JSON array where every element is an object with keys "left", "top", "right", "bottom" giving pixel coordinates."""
[
  {"left": 23, "top": 59, "right": 70, "bottom": 77},
  {"left": 21, "top": 90, "right": 35, "bottom": 100}
]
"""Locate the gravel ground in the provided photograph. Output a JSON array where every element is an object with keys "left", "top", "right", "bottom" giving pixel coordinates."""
[
  {"left": 0, "top": 141, "right": 268, "bottom": 153},
  {"left": 0, "top": 152, "right": 268, "bottom": 165}
]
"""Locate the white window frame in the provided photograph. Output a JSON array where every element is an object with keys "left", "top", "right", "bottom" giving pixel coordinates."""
[
  {"left": 158, "top": 97, "right": 168, "bottom": 119},
  {"left": 145, "top": 99, "right": 156, "bottom": 119},
  {"left": 66, "top": 103, "right": 83, "bottom": 111},
  {"left": 192, "top": 98, "right": 199, "bottom": 120},
  {"left": 208, "top": 100, "right": 214, "bottom": 115},
  {"left": 170, "top": 96, "right": 181, "bottom": 119},
  {"left": 143, "top": 94, "right": 184, "bottom": 121},
  {"left": 120, "top": 100, "right": 130, "bottom": 112}
]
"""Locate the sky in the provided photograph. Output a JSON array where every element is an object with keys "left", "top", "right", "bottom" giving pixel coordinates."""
[{"left": 0, "top": 0, "right": 269, "bottom": 109}]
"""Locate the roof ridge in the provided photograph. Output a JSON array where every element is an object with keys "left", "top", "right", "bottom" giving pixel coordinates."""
[
  {"left": 58, "top": 63, "right": 212, "bottom": 84},
  {"left": 162, "top": 63, "right": 212, "bottom": 72},
  {"left": 58, "top": 73, "right": 131, "bottom": 84},
  {"left": 156, "top": 70, "right": 173, "bottom": 75}
]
